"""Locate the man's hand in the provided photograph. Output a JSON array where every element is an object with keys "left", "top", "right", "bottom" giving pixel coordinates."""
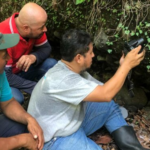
[
  {"left": 0, "top": 133, "right": 38, "bottom": 150},
  {"left": 16, "top": 54, "right": 36, "bottom": 72},
  {"left": 27, "top": 117, "right": 44, "bottom": 150},
  {"left": 122, "top": 45, "right": 145, "bottom": 69},
  {"left": 22, "top": 133, "right": 38, "bottom": 150},
  {"left": 0, "top": 99, "right": 44, "bottom": 150}
]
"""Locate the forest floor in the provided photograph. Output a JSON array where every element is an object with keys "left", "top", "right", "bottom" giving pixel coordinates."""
[{"left": 89, "top": 108, "right": 150, "bottom": 150}]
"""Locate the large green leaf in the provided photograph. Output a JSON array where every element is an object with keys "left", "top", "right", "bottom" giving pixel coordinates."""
[{"left": 76, "top": 0, "right": 85, "bottom": 5}]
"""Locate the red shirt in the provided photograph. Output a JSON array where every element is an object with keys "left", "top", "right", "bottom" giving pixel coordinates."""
[{"left": 0, "top": 13, "right": 48, "bottom": 73}]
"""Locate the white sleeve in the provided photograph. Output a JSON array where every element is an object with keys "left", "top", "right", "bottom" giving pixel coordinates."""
[
  {"left": 46, "top": 73, "right": 98, "bottom": 105},
  {"left": 81, "top": 71, "right": 104, "bottom": 85}
]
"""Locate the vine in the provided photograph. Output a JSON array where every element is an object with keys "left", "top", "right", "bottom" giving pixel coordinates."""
[{"left": 75, "top": 0, "right": 150, "bottom": 72}]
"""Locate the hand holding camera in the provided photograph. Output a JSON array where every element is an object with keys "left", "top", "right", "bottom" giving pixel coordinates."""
[
  {"left": 124, "top": 38, "right": 145, "bottom": 55},
  {"left": 124, "top": 45, "right": 145, "bottom": 69},
  {"left": 122, "top": 38, "right": 146, "bottom": 70},
  {"left": 122, "top": 38, "right": 146, "bottom": 97}
]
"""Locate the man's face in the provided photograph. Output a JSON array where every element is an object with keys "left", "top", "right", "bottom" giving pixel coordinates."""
[
  {"left": 81, "top": 42, "right": 95, "bottom": 71},
  {"left": 0, "top": 50, "right": 10, "bottom": 74},
  {"left": 27, "top": 13, "right": 48, "bottom": 39},
  {"left": 28, "top": 23, "right": 47, "bottom": 39}
]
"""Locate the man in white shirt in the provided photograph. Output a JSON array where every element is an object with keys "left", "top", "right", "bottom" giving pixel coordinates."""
[{"left": 28, "top": 29, "right": 148, "bottom": 150}]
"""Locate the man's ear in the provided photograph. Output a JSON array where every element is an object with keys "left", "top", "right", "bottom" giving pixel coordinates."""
[
  {"left": 22, "top": 25, "right": 30, "bottom": 33},
  {"left": 74, "top": 54, "right": 83, "bottom": 64}
]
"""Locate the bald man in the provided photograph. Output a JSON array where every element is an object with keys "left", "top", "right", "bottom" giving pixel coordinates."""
[{"left": 0, "top": 2, "right": 57, "bottom": 104}]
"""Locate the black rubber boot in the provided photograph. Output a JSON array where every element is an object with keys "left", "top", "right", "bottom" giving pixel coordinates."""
[{"left": 111, "top": 125, "right": 150, "bottom": 150}]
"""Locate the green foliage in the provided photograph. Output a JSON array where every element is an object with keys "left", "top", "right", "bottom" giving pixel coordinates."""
[
  {"left": 0, "top": 0, "right": 150, "bottom": 72},
  {"left": 75, "top": 0, "right": 85, "bottom": 5},
  {"left": 106, "top": 41, "right": 113, "bottom": 46},
  {"left": 147, "top": 65, "right": 150, "bottom": 70},
  {"left": 107, "top": 49, "right": 112, "bottom": 54}
]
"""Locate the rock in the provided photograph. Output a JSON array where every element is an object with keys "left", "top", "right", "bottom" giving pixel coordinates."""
[
  {"left": 114, "top": 85, "right": 148, "bottom": 109},
  {"left": 94, "top": 29, "right": 108, "bottom": 49},
  {"left": 53, "top": 31, "right": 61, "bottom": 39},
  {"left": 97, "top": 55, "right": 106, "bottom": 61}
]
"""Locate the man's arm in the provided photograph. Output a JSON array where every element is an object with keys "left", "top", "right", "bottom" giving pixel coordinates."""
[
  {"left": 0, "top": 98, "right": 44, "bottom": 149},
  {"left": 16, "top": 42, "right": 51, "bottom": 72},
  {"left": 0, "top": 133, "right": 38, "bottom": 150},
  {"left": 32, "top": 41, "right": 52, "bottom": 65},
  {"left": 84, "top": 46, "right": 145, "bottom": 102}
]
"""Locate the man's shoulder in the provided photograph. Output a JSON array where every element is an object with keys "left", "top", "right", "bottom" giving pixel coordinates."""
[
  {"left": 0, "top": 17, "right": 11, "bottom": 33},
  {"left": 34, "top": 33, "right": 48, "bottom": 46},
  {"left": 47, "top": 62, "right": 78, "bottom": 77},
  {"left": 43, "top": 63, "right": 81, "bottom": 87},
  {"left": 0, "top": 72, "right": 5, "bottom": 80},
  {"left": 0, "top": 72, "right": 7, "bottom": 86},
  {"left": 0, "top": 72, "right": 12, "bottom": 103},
  {"left": 0, "top": 13, "right": 19, "bottom": 34}
]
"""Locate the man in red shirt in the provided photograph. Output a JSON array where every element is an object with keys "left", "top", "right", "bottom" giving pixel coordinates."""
[{"left": 0, "top": 2, "right": 57, "bottom": 103}]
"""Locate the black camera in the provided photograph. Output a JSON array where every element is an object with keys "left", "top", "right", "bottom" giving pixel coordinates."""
[
  {"left": 124, "top": 38, "right": 145, "bottom": 97},
  {"left": 124, "top": 38, "right": 145, "bottom": 55}
]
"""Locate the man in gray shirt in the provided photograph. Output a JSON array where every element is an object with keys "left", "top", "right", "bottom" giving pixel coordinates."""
[{"left": 28, "top": 29, "right": 148, "bottom": 150}]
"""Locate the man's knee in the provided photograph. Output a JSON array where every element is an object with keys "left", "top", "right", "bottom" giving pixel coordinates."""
[
  {"left": 108, "top": 100, "right": 119, "bottom": 109},
  {"left": 108, "top": 100, "right": 122, "bottom": 114},
  {"left": 43, "top": 58, "right": 57, "bottom": 70},
  {"left": 0, "top": 114, "right": 27, "bottom": 137},
  {"left": 11, "top": 87, "right": 24, "bottom": 104}
]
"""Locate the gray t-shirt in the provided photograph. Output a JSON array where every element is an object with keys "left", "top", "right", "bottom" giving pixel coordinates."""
[{"left": 27, "top": 61, "right": 102, "bottom": 142}]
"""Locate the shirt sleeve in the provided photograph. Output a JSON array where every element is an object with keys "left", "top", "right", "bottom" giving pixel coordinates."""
[
  {"left": 81, "top": 71, "right": 104, "bottom": 85},
  {"left": 31, "top": 42, "right": 52, "bottom": 66},
  {"left": 34, "top": 33, "right": 48, "bottom": 47},
  {"left": 45, "top": 73, "right": 98, "bottom": 105},
  {"left": 0, "top": 72, "right": 12, "bottom": 102}
]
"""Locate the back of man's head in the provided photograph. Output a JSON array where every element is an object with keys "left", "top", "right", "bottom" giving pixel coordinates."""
[{"left": 60, "top": 29, "right": 92, "bottom": 62}]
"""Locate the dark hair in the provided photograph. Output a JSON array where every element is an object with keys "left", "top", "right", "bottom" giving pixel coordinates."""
[{"left": 60, "top": 29, "right": 92, "bottom": 62}]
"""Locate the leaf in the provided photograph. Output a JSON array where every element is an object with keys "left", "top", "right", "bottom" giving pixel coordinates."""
[
  {"left": 114, "top": 34, "right": 119, "bottom": 38},
  {"left": 147, "top": 38, "right": 150, "bottom": 43},
  {"left": 146, "top": 65, "right": 150, "bottom": 70},
  {"left": 139, "top": 30, "right": 143, "bottom": 34},
  {"left": 146, "top": 45, "right": 150, "bottom": 50},
  {"left": 146, "top": 23, "right": 150, "bottom": 27},
  {"left": 136, "top": 25, "right": 140, "bottom": 30},
  {"left": 76, "top": 0, "right": 85, "bottom": 5},
  {"left": 118, "top": 23, "right": 123, "bottom": 28},
  {"left": 136, "top": 32, "right": 139, "bottom": 36},
  {"left": 139, "top": 22, "right": 143, "bottom": 26},
  {"left": 107, "top": 49, "right": 112, "bottom": 54},
  {"left": 106, "top": 41, "right": 113, "bottom": 46},
  {"left": 113, "top": 9, "right": 117, "bottom": 13},
  {"left": 125, "top": 30, "right": 130, "bottom": 35},
  {"left": 131, "top": 31, "right": 135, "bottom": 36},
  {"left": 94, "top": 0, "right": 98, "bottom": 5},
  {"left": 95, "top": 135, "right": 112, "bottom": 144}
]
